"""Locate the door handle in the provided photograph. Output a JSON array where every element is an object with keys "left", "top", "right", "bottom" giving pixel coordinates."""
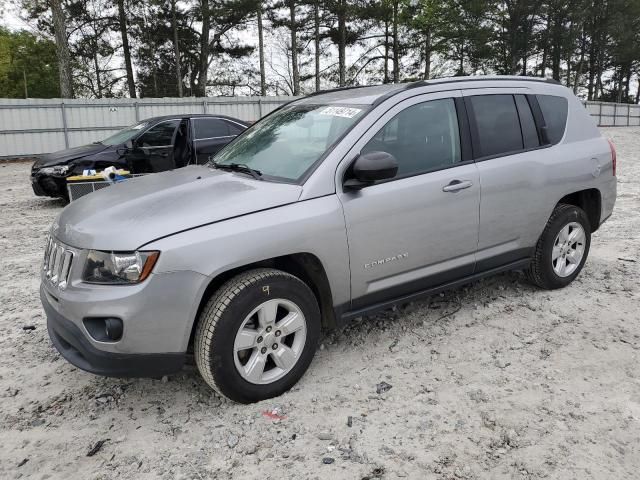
[{"left": 442, "top": 180, "right": 473, "bottom": 192}]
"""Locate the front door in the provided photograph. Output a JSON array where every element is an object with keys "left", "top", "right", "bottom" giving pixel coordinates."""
[
  {"left": 337, "top": 92, "right": 480, "bottom": 310},
  {"left": 128, "top": 119, "right": 180, "bottom": 173}
]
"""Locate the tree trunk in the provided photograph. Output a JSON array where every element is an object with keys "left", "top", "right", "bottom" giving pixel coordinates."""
[
  {"left": 392, "top": 0, "right": 399, "bottom": 83},
  {"left": 93, "top": 52, "right": 102, "bottom": 98},
  {"left": 573, "top": 25, "right": 585, "bottom": 93},
  {"left": 171, "top": 0, "right": 183, "bottom": 97},
  {"left": 289, "top": 1, "right": 300, "bottom": 95},
  {"left": 624, "top": 64, "right": 631, "bottom": 101},
  {"left": 338, "top": 0, "right": 346, "bottom": 87},
  {"left": 587, "top": 22, "right": 596, "bottom": 100},
  {"left": 258, "top": 5, "right": 266, "bottom": 95},
  {"left": 117, "top": 0, "right": 136, "bottom": 98},
  {"left": 314, "top": 1, "right": 320, "bottom": 92},
  {"left": 384, "top": 21, "right": 389, "bottom": 83},
  {"left": 197, "top": 0, "right": 209, "bottom": 97},
  {"left": 50, "top": 0, "right": 73, "bottom": 98},
  {"left": 423, "top": 29, "right": 431, "bottom": 80}
]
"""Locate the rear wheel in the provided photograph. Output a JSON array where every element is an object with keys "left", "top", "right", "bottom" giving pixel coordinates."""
[
  {"left": 528, "top": 204, "right": 591, "bottom": 289},
  {"left": 194, "top": 268, "right": 321, "bottom": 403}
]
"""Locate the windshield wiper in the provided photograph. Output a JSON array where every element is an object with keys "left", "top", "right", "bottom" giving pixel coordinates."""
[{"left": 211, "top": 161, "right": 263, "bottom": 181}]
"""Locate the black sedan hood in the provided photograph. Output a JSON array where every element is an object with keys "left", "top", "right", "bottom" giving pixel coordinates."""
[{"left": 33, "top": 143, "right": 111, "bottom": 168}]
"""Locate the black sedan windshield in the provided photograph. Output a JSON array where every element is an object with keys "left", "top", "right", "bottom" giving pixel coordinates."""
[
  {"left": 211, "top": 104, "right": 368, "bottom": 181},
  {"left": 100, "top": 122, "right": 149, "bottom": 146}
]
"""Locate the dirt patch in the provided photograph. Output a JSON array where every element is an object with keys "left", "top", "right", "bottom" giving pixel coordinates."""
[{"left": 0, "top": 128, "right": 639, "bottom": 479}]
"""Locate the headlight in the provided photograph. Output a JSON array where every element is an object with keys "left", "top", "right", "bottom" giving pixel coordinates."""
[
  {"left": 82, "top": 250, "right": 160, "bottom": 284},
  {"left": 39, "top": 165, "right": 70, "bottom": 175}
]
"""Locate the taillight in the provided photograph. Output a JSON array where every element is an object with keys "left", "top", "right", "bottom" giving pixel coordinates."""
[{"left": 607, "top": 139, "right": 617, "bottom": 176}]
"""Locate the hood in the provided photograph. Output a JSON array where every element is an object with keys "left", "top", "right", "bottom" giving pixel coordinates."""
[
  {"left": 52, "top": 165, "right": 303, "bottom": 250},
  {"left": 34, "top": 143, "right": 110, "bottom": 168}
]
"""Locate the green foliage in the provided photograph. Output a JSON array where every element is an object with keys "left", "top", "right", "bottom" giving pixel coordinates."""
[
  {"left": 5, "top": 0, "right": 640, "bottom": 101},
  {"left": 0, "top": 27, "right": 60, "bottom": 98}
]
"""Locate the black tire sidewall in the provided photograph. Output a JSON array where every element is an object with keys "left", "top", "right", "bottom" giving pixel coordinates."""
[
  {"left": 538, "top": 206, "right": 591, "bottom": 289},
  {"left": 205, "top": 273, "right": 320, "bottom": 403}
]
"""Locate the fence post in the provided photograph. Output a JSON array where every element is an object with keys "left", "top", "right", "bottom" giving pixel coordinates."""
[
  {"left": 598, "top": 102, "right": 602, "bottom": 126},
  {"left": 613, "top": 103, "right": 617, "bottom": 126},
  {"left": 628, "top": 104, "right": 631, "bottom": 126},
  {"left": 60, "top": 101, "right": 69, "bottom": 148},
  {"left": 202, "top": 99, "right": 207, "bottom": 114},
  {"left": 134, "top": 101, "right": 140, "bottom": 122},
  {"left": 257, "top": 97, "right": 263, "bottom": 118}
]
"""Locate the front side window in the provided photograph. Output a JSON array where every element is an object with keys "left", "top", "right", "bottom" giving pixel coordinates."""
[
  {"left": 361, "top": 98, "right": 461, "bottom": 177},
  {"left": 212, "top": 104, "right": 368, "bottom": 181},
  {"left": 194, "top": 118, "right": 230, "bottom": 139},
  {"left": 137, "top": 120, "right": 180, "bottom": 147},
  {"left": 469, "top": 95, "right": 523, "bottom": 157}
]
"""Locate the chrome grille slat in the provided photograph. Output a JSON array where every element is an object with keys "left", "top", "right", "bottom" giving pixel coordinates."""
[{"left": 42, "top": 236, "right": 74, "bottom": 290}]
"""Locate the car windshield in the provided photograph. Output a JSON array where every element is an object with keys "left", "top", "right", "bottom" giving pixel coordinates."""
[
  {"left": 210, "top": 104, "right": 368, "bottom": 181},
  {"left": 99, "top": 122, "right": 148, "bottom": 146}
]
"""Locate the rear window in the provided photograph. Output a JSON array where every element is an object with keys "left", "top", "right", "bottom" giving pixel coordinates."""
[
  {"left": 536, "top": 95, "right": 568, "bottom": 144},
  {"left": 468, "top": 95, "right": 523, "bottom": 157}
]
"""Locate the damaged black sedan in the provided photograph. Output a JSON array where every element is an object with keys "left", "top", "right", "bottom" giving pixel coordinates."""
[{"left": 31, "top": 114, "right": 249, "bottom": 200}]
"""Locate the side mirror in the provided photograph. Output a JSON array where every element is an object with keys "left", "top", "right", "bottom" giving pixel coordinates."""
[
  {"left": 125, "top": 139, "right": 134, "bottom": 149},
  {"left": 344, "top": 151, "right": 398, "bottom": 190}
]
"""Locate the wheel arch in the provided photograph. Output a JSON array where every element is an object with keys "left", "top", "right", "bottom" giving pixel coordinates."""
[
  {"left": 188, "top": 253, "right": 336, "bottom": 351},
  {"left": 556, "top": 188, "right": 602, "bottom": 232}
]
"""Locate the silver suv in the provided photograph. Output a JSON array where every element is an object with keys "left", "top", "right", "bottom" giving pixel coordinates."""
[{"left": 41, "top": 76, "right": 617, "bottom": 403}]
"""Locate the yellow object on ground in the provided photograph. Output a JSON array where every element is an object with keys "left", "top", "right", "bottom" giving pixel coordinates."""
[{"left": 67, "top": 170, "right": 130, "bottom": 182}]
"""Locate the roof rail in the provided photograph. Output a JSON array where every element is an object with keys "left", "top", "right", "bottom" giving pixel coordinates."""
[
  {"left": 302, "top": 85, "right": 373, "bottom": 98},
  {"left": 403, "top": 76, "right": 561, "bottom": 89}
]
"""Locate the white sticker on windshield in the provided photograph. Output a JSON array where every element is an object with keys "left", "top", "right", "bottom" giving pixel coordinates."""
[{"left": 319, "top": 106, "right": 362, "bottom": 118}]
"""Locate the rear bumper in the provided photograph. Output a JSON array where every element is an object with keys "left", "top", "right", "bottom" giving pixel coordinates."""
[{"left": 42, "top": 285, "right": 186, "bottom": 378}]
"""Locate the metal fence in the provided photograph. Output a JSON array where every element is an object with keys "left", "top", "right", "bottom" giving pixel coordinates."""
[
  {"left": 0, "top": 96, "right": 294, "bottom": 158},
  {"left": 0, "top": 96, "right": 638, "bottom": 158},
  {"left": 584, "top": 101, "right": 640, "bottom": 127}
]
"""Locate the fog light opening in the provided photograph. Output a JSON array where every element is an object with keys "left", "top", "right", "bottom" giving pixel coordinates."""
[{"left": 83, "top": 317, "right": 123, "bottom": 342}]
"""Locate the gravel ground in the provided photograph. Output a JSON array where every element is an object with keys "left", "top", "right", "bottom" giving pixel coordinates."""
[{"left": 0, "top": 127, "right": 639, "bottom": 480}]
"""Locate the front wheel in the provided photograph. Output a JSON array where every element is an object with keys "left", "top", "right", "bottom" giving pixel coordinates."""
[
  {"left": 194, "top": 268, "right": 321, "bottom": 403},
  {"left": 528, "top": 204, "right": 591, "bottom": 289}
]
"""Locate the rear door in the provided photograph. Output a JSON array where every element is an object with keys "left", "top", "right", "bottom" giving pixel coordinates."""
[
  {"left": 338, "top": 91, "right": 481, "bottom": 309},
  {"left": 192, "top": 117, "right": 241, "bottom": 164},
  {"left": 463, "top": 89, "right": 549, "bottom": 269}
]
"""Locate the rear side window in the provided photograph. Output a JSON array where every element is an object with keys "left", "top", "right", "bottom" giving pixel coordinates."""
[
  {"left": 194, "top": 118, "right": 230, "bottom": 139},
  {"left": 468, "top": 95, "right": 523, "bottom": 157},
  {"left": 537, "top": 95, "right": 568, "bottom": 144}
]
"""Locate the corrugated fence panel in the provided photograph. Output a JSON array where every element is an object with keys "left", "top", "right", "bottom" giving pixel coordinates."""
[
  {"left": 584, "top": 101, "right": 640, "bottom": 127},
  {"left": 1, "top": 97, "right": 637, "bottom": 158}
]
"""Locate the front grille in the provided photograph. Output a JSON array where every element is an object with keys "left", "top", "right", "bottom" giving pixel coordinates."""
[{"left": 43, "top": 236, "right": 74, "bottom": 289}]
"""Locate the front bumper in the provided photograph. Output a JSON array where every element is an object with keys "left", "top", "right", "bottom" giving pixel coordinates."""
[
  {"left": 31, "top": 172, "right": 68, "bottom": 199},
  {"left": 40, "top": 263, "right": 208, "bottom": 377},
  {"left": 43, "top": 285, "right": 186, "bottom": 377}
]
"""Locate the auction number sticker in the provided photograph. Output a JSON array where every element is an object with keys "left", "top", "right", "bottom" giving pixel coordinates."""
[{"left": 319, "top": 106, "right": 362, "bottom": 118}]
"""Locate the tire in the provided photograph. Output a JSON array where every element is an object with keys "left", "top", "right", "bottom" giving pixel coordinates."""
[
  {"left": 194, "top": 268, "right": 321, "bottom": 403},
  {"left": 527, "top": 203, "right": 591, "bottom": 290}
]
